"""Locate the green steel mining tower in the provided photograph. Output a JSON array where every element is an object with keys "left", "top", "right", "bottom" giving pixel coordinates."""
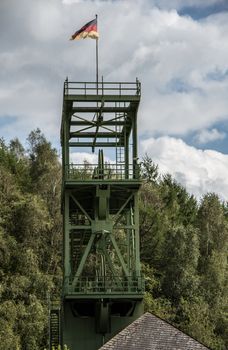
[{"left": 58, "top": 79, "right": 144, "bottom": 349}]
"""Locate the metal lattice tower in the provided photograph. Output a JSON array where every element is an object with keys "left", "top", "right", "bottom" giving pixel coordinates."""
[{"left": 59, "top": 79, "right": 144, "bottom": 350}]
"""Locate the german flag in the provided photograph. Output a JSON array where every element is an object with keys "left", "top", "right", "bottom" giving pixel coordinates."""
[{"left": 70, "top": 18, "right": 99, "bottom": 40}]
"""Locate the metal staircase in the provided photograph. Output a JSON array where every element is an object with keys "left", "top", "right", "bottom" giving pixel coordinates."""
[
  {"left": 71, "top": 231, "right": 91, "bottom": 274},
  {"left": 50, "top": 306, "right": 60, "bottom": 349}
]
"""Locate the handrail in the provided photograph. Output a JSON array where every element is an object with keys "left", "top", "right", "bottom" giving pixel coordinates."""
[
  {"left": 64, "top": 276, "right": 145, "bottom": 294},
  {"left": 64, "top": 163, "right": 140, "bottom": 181},
  {"left": 64, "top": 80, "right": 141, "bottom": 96}
]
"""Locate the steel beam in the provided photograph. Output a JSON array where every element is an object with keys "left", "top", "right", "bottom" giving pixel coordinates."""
[
  {"left": 69, "top": 142, "right": 123, "bottom": 147},
  {"left": 70, "top": 132, "right": 122, "bottom": 138}
]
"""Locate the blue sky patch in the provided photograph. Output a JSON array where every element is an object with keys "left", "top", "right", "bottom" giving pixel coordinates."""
[
  {"left": 179, "top": 1, "right": 228, "bottom": 20},
  {"left": 184, "top": 120, "right": 228, "bottom": 153},
  {"left": 0, "top": 115, "right": 17, "bottom": 128},
  {"left": 206, "top": 69, "right": 228, "bottom": 81},
  {"left": 164, "top": 78, "right": 202, "bottom": 94}
]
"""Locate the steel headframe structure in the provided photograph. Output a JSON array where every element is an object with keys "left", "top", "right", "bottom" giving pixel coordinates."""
[{"left": 55, "top": 79, "right": 144, "bottom": 350}]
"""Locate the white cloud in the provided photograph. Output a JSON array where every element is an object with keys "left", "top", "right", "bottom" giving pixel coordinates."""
[
  {"left": 62, "top": 0, "right": 223, "bottom": 8},
  {"left": 62, "top": 0, "right": 85, "bottom": 3},
  {"left": 29, "top": 1, "right": 63, "bottom": 41},
  {"left": 0, "top": 0, "right": 227, "bottom": 201},
  {"left": 0, "top": 0, "right": 228, "bottom": 156},
  {"left": 155, "top": 0, "right": 224, "bottom": 10},
  {"left": 194, "top": 128, "right": 226, "bottom": 144},
  {"left": 70, "top": 152, "right": 112, "bottom": 164},
  {"left": 70, "top": 152, "right": 98, "bottom": 164},
  {"left": 141, "top": 136, "right": 228, "bottom": 200}
]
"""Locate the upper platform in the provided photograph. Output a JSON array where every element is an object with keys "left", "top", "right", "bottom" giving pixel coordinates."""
[
  {"left": 61, "top": 80, "right": 140, "bottom": 146},
  {"left": 62, "top": 79, "right": 141, "bottom": 102},
  {"left": 61, "top": 79, "right": 141, "bottom": 184}
]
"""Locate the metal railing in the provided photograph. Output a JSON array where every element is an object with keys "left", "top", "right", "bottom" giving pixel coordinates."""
[
  {"left": 65, "top": 163, "right": 140, "bottom": 181},
  {"left": 64, "top": 276, "right": 145, "bottom": 295},
  {"left": 64, "top": 79, "right": 141, "bottom": 96}
]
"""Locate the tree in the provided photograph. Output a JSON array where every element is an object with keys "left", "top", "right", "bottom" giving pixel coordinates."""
[
  {"left": 160, "top": 224, "right": 200, "bottom": 303},
  {"left": 196, "top": 194, "right": 228, "bottom": 349},
  {"left": 140, "top": 154, "right": 159, "bottom": 183},
  {"left": 0, "top": 131, "right": 62, "bottom": 349}
]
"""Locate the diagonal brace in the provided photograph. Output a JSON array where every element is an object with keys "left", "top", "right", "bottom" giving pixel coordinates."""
[
  {"left": 109, "top": 233, "right": 130, "bottom": 279},
  {"left": 72, "top": 233, "right": 96, "bottom": 288},
  {"left": 102, "top": 249, "right": 122, "bottom": 289},
  {"left": 113, "top": 193, "right": 134, "bottom": 224},
  {"left": 71, "top": 194, "right": 92, "bottom": 222}
]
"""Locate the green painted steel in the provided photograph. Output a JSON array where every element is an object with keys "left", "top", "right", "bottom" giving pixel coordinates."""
[{"left": 59, "top": 79, "right": 144, "bottom": 350}]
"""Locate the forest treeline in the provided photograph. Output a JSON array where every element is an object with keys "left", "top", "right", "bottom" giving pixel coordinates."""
[{"left": 0, "top": 130, "right": 227, "bottom": 350}]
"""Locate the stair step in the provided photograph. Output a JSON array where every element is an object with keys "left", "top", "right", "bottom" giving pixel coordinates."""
[{"left": 50, "top": 308, "right": 60, "bottom": 348}]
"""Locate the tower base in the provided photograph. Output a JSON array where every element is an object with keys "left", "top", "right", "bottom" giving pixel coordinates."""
[{"left": 61, "top": 298, "right": 143, "bottom": 350}]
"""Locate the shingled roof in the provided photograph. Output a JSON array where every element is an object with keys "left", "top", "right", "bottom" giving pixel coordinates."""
[{"left": 99, "top": 312, "right": 210, "bottom": 350}]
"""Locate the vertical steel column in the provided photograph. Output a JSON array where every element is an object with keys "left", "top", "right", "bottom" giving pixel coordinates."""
[
  {"left": 64, "top": 191, "right": 71, "bottom": 284},
  {"left": 132, "top": 113, "right": 138, "bottom": 179},
  {"left": 134, "top": 193, "right": 140, "bottom": 278}
]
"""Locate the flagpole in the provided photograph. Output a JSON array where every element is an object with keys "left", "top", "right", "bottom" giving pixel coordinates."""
[{"left": 96, "top": 14, "right": 99, "bottom": 94}]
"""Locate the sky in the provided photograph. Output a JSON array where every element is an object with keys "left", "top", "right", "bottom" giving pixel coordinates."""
[{"left": 1, "top": 0, "right": 228, "bottom": 200}]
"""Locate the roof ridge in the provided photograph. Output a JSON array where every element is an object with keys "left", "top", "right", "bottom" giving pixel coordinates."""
[
  {"left": 99, "top": 312, "right": 211, "bottom": 350},
  {"left": 143, "top": 312, "right": 213, "bottom": 350}
]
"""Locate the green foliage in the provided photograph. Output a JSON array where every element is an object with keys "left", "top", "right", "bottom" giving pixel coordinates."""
[
  {"left": 161, "top": 224, "right": 200, "bottom": 302},
  {"left": 140, "top": 154, "right": 159, "bottom": 183},
  {"left": 178, "top": 296, "right": 227, "bottom": 350},
  {"left": 140, "top": 156, "right": 228, "bottom": 350},
  {"left": 0, "top": 137, "right": 227, "bottom": 350},
  {"left": 46, "top": 346, "right": 70, "bottom": 350},
  {"left": 0, "top": 131, "right": 62, "bottom": 349}
]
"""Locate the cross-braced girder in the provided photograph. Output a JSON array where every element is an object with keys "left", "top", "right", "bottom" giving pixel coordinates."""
[{"left": 63, "top": 188, "right": 143, "bottom": 296}]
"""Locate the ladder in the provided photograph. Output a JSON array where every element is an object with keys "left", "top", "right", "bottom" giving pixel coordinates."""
[
  {"left": 50, "top": 307, "right": 61, "bottom": 349},
  {"left": 115, "top": 109, "right": 125, "bottom": 181},
  {"left": 116, "top": 146, "right": 125, "bottom": 164}
]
